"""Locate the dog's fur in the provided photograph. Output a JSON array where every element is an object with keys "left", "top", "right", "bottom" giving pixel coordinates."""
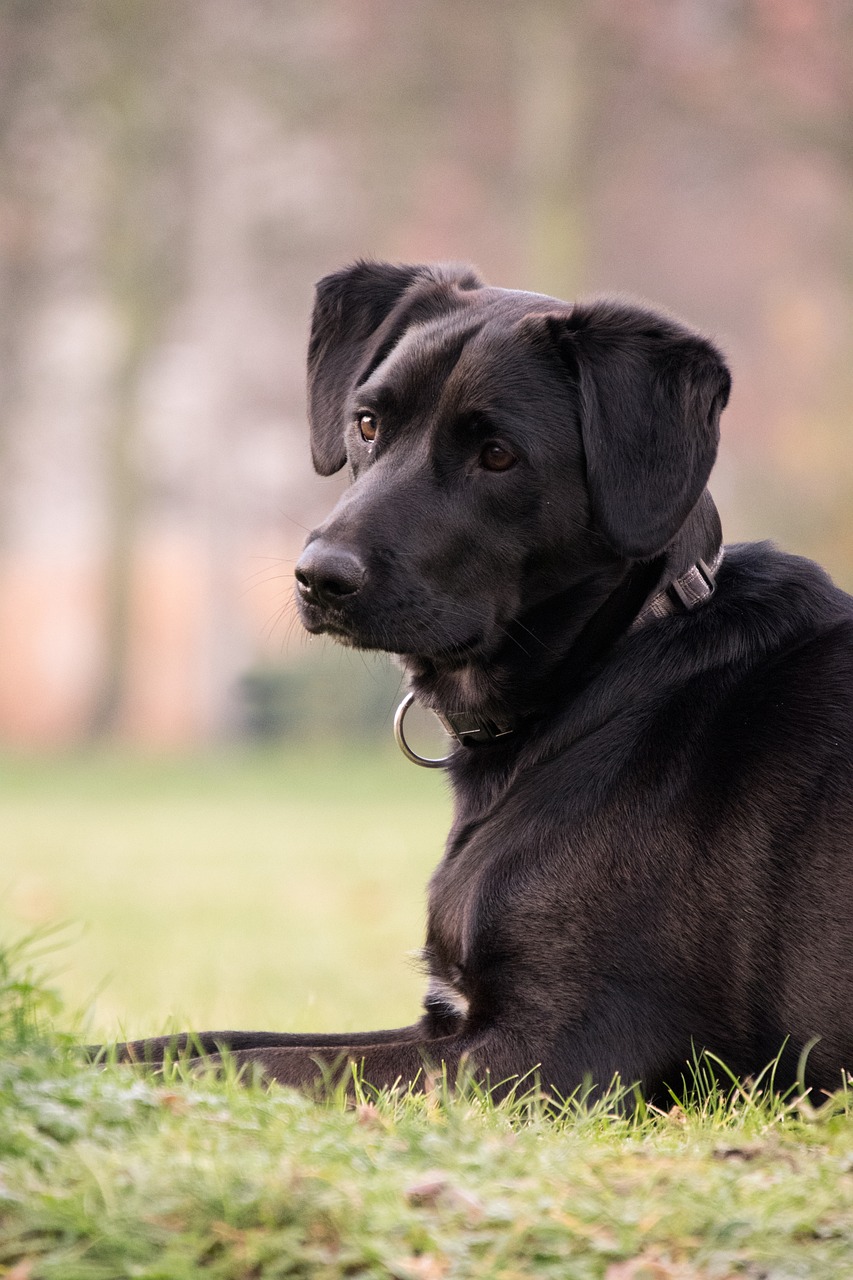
[{"left": 124, "top": 262, "right": 853, "bottom": 1099}]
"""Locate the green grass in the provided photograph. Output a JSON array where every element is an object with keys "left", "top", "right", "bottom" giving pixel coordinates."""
[
  {"left": 2, "top": 936, "right": 853, "bottom": 1279},
  {"left": 4, "top": 751, "right": 853, "bottom": 1277},
  {"left": 0, "top": 746, "right": 449, "bottom": 1040}
]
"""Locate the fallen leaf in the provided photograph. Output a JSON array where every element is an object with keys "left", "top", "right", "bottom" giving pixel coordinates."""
[
  {"left": 157, "top": 1090, "right": 188, "bottom": 1114},
  {"left": 404, "top": 1171, "right": 483, "bottom": 1223},
  {"left": 605, "top": 1253, "right": 704, "bottom": 1279},
  {"left": 388, "top": 1254, "right": 447, "bottom": 1280},
  {"left": 405, "top": 1171, "right": 449, "bottom": 1206},
  {"left": 355, "top": 1102, "right": 383, "bottom": 1127},
  {"left": 6, "top": 1262, "right": 34, "bottom": 1280}
]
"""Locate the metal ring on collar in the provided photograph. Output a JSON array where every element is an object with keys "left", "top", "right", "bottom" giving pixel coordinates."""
[{"left": 393, "top": 692, "right": 454, "bottom": 769}]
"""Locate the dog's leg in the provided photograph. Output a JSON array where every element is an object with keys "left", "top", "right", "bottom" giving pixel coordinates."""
[
  {"left": 186, "top": 1026, "right": 551, "bottom": 1097},
  {"left": 105, "top": 1023, "right": 543, "bottom": 1097},
  {"left": 205, "top": 1035, "right": 462, "bottom": 1092},
  {"left": 104, "top": 1016, "right": 658, "bottom": 1098},
  {"left": 104, "top": 1022, "right": 427, "bottom": 1067}
]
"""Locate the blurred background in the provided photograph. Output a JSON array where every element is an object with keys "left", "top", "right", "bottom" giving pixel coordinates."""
[{"left": 1, "top": 0, "right": 852, "bottom": 1035}]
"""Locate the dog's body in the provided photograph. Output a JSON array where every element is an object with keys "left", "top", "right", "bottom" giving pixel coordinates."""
[{"left": 126, "top": 263, "right": 853, "bottom": 1098}]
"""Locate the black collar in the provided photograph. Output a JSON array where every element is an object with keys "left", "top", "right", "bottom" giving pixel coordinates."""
[{"left": 630, "top": 545, "right": 723, "bottom": 631}]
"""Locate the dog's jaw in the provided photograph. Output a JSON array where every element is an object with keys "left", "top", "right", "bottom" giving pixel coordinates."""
[
  {"left": 296, "top": 586, "right": 489, "bottom": 667},
  {"left": 397, "top": 565, "right": 631, "bottom": 727},
  {"left": 400, "top": 652, "right": 509, "bottom": 722}
]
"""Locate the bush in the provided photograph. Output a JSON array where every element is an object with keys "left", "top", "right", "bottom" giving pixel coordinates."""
[{"left": 240, "top": 649, "right": 405, "bottom": 742}]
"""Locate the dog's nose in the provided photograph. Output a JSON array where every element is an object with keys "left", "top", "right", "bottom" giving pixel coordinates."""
[{"left": 295, "top": 541, "right": 366, "bottom": 606}]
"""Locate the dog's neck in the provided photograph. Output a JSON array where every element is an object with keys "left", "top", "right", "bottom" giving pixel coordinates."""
[
  {"left": 403, "top": 491, "right": 723, "bottom": 736},
  {"left": 652, "top": 489, "right": 722, "bottom": 588}
]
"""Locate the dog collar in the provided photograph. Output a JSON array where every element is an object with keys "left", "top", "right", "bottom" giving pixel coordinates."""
[
  {"left": 394, "top": 544, "right": 725, "bottom": 767},
  {"left": 393, "top": 692, "right": 513, "bottom": 768},
  {"left": 629, "top": 544, "right": 724, "bottom": 632}
]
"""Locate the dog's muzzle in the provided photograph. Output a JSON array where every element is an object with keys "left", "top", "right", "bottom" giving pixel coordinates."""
[{"left": 294, "top": 540, "right": 367, "bottom": 609}]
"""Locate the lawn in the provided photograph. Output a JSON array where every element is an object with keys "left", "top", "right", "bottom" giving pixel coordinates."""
[
  {"left": 3, "top": 749, "right": 853, "bottom": 1278},
  {"left": 0, "top": 746, "right": 449, "bottom": 1041},
  {"left": 2, "top": 935, "right": 853, "bottom": 1279}
]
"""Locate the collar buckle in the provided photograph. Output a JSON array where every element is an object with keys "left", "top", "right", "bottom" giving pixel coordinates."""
[
  {"left": 435, "top": 709, "right": 514, "bottom": 745},
  {"left": 631, "top": 545, "right": 724, "bottom": 632},
  {"left": 668, "top": 555, "right": 718, "bottom": 610},
  {"left": 393, "top": 693, "right": 514, "bottom": 768}
]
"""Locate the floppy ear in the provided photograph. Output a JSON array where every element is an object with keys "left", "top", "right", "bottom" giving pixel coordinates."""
[
  {"left": 307, "top": 260, "right": 483, "bottom": 475},
  {"left": 550, "top": 300, "right": 730, "bottom": 559}
]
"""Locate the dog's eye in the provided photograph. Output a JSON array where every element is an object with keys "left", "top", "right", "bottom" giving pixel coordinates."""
[
  {"left": 357, "top": 413, "right": 378, "bottom": 443},
  {"left": 479, "top": 442, "right": 517, "bottom": 472}
]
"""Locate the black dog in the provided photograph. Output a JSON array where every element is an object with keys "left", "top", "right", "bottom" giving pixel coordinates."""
[{"left": 125, "top": 261, "right": 853, "bottom": 1099}]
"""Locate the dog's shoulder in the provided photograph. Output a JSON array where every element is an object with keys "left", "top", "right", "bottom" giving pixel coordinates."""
[
  {"left": 511, "top": 540, "right": 853, "bottom": 800},
  {"left": 610, "top": 540, "right": 853, "bottom": 682},
  {"left": 699, "top": 540, "right": 853, "bottom": 679},
  {"left": 634, "top": 542, "right": 853, "bottom": 797},
  {"left": 719, "top": 539, "right": 853, "bottom": 621},
  {"left": 703, "top": 542, "right": 853, "bottom": 765}
]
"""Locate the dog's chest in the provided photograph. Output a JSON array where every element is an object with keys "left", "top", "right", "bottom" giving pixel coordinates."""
[
  {"left": 424, "top": 803, "right": 509, "bottom": 998},
  {"left": 427, "top": 850, "right": 477, "bottom": 966},
  {"left": 423, "top": 854, "right": 475, "bottom": 1021}
]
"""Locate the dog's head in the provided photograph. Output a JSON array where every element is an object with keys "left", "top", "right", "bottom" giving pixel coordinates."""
[{"left": 295, "top": 260, "right": 730, "bottom": 675}]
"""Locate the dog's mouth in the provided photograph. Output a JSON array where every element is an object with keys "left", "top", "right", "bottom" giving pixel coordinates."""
[{"left": 297, "top": 593, "right": 486, "bottom": 667}]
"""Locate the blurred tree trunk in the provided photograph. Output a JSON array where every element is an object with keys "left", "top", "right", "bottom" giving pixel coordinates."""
[
  {"left": 0, "top": 1, "right": 42, "bottom": 550},
  {"left": 88, "top": 0, "right": 188, "bottom": 737},
  {"left": 513, "top": 0, "right": 587, "bottom": 299}
]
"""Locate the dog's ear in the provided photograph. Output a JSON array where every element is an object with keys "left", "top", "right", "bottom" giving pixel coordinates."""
[
  {"left": 307, "top": 260, "right": 484, "bottom": 475},
  {"left": 541, "top": 301, "right": 730, "bottom": 559}
]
